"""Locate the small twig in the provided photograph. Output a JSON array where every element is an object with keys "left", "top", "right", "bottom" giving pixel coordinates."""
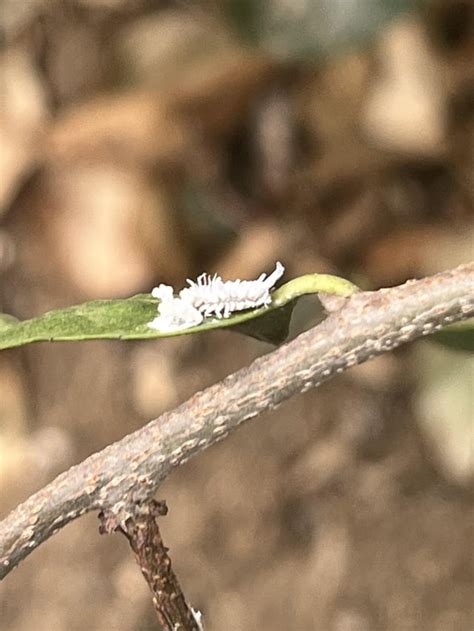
[
  {"left": 99, "top": 500, "right": 200, "bottom": 631},
  {"left": 0, "top": 263, "right": 473, "bottom": 579}
]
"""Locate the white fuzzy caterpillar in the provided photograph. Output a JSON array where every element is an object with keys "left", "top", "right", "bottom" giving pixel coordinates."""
[
  {"left": 149, "top": 284, "right": 203, "bottom": 331},
  {"left": 148, "top": 262, "right": 285, "bottom": 332},
  {"left": 180, "top": 261, "right": 285, "bottom": 318}
]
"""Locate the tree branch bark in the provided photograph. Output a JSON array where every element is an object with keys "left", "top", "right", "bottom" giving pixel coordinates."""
[
  {"left": 1, "top": 263, "right": 473, "bottom": 580},
  {"left": 99, "top": 500, "right": 201, "bottom": 630}
]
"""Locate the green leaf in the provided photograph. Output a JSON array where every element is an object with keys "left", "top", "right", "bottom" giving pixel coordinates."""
[
  {"left": 429, "top": 320, "right": 474, "bottom": 353},
  {"left": 0, "top": 273, "right": 359, "bottom": 351},
  {"left": 234, "top": 301, "right": 295, "bottom": 344},
  {"left": 0, "top": 314, "right": 19, "bottom": 331}
]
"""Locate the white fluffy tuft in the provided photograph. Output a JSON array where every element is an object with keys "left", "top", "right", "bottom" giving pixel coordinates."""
[{"left": 148, "top": 262, "right": 285, "bottom": 332}]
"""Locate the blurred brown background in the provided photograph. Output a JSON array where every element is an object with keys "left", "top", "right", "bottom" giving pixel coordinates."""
[{"left": 0, "top": 1, "right": 473, "bottom": 629}]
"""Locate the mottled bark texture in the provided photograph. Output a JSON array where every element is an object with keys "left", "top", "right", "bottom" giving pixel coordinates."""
[
  {"left": 1, "top": 263, "right": 473, "bottom": 580},
  {"left": 99, "top": 500, "right": 200, "bottom": 630}
]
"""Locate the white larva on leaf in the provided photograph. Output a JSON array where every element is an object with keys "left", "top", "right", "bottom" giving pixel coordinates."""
[
  {"left": 148, "top": 262, "right": 285, "bottom": 332},
  {"left": 149, "top": 284, "right": 204, "bottom": 332},
  {"left": 180, "top": 261, "right": 285, "bottom": 318}
]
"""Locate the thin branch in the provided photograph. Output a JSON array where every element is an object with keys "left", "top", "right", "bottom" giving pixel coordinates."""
[
  {"left": 1, "top": 263, "right": 473, "bottom": 580},
  {"left": 99, "top": 500, "right": 201, "bottom": 631}
]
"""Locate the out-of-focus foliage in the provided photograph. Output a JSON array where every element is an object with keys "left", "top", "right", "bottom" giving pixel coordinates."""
[
  {"left": 224, "top": 0, "right": 419, "bottom": 59},
  {"left": 431, "top": 320, "right": 474, "bottom": 352},
  {"left": 415, "top": 342, "right": 474, "bottom": 483}
]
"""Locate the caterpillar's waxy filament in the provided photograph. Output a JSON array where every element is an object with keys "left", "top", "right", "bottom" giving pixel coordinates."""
[{"left": 148, "top": 262, "right": 285, "bottom": 332}]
